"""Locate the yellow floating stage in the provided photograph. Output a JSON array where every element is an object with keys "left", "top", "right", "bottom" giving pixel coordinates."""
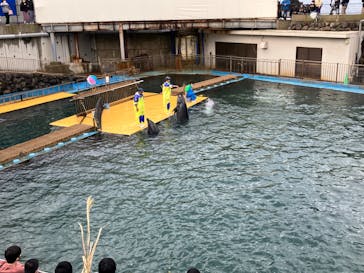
[
  {"left": 0, "top": 92, "right": 75, "bottom": 114},
  {"left": 51, "top": 92, "right": 207, "bottom": 136}
]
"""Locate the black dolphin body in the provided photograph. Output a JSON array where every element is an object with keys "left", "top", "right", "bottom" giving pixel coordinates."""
[
  {"left": 147, "top": 118, "right": 160, "bottom": 136},
  {"left": 93, "top": 97, "right": 104, "bottom": 130},
  {"left": 174, "top": 94, "right": 189, "bottom": 124}
]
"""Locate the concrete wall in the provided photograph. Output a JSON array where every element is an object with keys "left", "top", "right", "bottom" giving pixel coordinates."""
[
  {"left": 126, "top": 33, "right": 172, "bottom": 59},
  {"left": 33, "top": 0, "right": 276, "bottom": 23},
  {"left": 0, "top": 37, "right": 42, "bottom": 70},
  {"left": 204, "top": 30, "right": 359, "bottom": 81}
]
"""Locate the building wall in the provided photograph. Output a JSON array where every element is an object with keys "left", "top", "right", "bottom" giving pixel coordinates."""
[
  {"left": 126, "top": 33, "right": 172, "bottom": 59},
  {"left": 204, "top": 30, "right": 359, "bottom": 81},
  {"left": 34, "top": 0, "right": 276, "bottom": 23},
  {"left": 0, "top": 37, "right": 43, "bottom": 70}
]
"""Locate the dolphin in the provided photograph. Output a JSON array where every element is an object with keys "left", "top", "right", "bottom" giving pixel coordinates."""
[
  {"left": 174, "top": 94, "right": 189, "bottom": 124},
  {"left": 93, "top": 97, "right": 104, "bottom": 130},
  {"left": 147, "top": 118, "right": 160, "bottom": 136}
]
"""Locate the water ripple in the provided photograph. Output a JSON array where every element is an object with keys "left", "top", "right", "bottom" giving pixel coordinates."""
[{"left": 0, "top": 78, "right": 364, "bottom": 273}]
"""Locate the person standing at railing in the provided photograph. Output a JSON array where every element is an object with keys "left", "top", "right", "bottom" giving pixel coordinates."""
[
  {"left": 20, "top": 0, "right": 30, "bottom": 23},
  {"left": 26, "top": 0, "right": 34, "bottom": 23},
  {"left": 341, "top": 0, "right": 349, "bottom": 14},
  {"left": 314, "top": 0, "right": 323, "bottom": 14},
  {"left": 330, "top": 0, "right": 340, "bottom": 14},
  {"left": 0, "top": 0, "right": 11, "bottom": 25},
  {"left": 280, "top": 0, "right": 291, "bottom": 20}
]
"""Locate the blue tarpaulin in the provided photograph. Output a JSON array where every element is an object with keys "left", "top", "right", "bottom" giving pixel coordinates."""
[{"left": 0, "top": 0, "right": 17, "bottom": 16}]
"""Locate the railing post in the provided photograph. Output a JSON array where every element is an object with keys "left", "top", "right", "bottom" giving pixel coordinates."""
[
  {"left": 278, "top": 59, "right": 281, "bottom": 76},
  {"left": 335, "top": 63, "right": 339, "bottom": 83},
  {"left": 302, "top": 60, "right": 305, "bottom": 79},
  {"left": 229, "top": 56, "right": 232, "bottom": 72},
  {"left": 209, "top": 53, "right": 212, "bottom": 69}
]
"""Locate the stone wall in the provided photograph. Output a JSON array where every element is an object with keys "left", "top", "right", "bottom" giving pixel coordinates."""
[
  {"left": 289, "top": 21, "right": 359, "bottom": 31},
  {"left": 0, "top": 72, "right": 83, "bottom": 95}
]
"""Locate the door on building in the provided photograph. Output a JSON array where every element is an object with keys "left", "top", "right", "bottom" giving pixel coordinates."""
[
  {"left": 215, "top": 42, "right": 257, "bottom": 73},
  {"left": 295, "top": 47, "right": 322, "bottom": 80}
]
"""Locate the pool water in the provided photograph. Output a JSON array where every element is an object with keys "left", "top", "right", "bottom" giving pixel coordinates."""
[{"left": 0, "top": 76, "right": 363, "bottom": 273}]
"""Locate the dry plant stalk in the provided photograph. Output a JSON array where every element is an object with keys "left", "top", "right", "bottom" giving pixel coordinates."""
[{"left": 79, "top": 196, "right": 103, "bottom": 273}]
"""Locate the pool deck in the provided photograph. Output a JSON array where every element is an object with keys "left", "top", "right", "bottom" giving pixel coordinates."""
[
  {"left": 51, "top": 92, "right": 207, "bottom": 136},
  {"left": 51, "top": 74, "right": 240, "bottom": 135},
  {"left": 0, "top": 124, "right": 95, "bottom": 165},
  {"left": 0, "top": 92, "right": 75, "bottom": 114},
  {"left": 0, "top": 80, "right": 135, "bottom": 114}
]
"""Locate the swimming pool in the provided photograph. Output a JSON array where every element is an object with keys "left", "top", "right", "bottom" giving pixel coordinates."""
[{"left": 0, "top": 75, "right": 363, "bottom": 273}]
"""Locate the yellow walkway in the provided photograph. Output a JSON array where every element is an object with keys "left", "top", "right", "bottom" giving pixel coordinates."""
[
  {"left": 51, "top": 92, "right": 207, "bottom": 136},
  {"left": 0, "top": 92, "right": 75, "bottom": 114}
]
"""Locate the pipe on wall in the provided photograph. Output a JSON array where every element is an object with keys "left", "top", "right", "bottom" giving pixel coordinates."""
[{"left": 0, "top": 32, "right": 49, "bottom": 39}]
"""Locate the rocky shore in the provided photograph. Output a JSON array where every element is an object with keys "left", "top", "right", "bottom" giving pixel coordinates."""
[{"left": 0, "top": 73, "right": 83, "bottom": 95}]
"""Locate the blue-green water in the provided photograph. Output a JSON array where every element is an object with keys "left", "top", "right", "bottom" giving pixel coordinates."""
[{"left": 0, "top": 76, "right": 363, "bottom": 273}]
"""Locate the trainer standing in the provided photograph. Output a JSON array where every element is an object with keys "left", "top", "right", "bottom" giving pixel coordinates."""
[{"left": 162, "top": 76, "right": 178, "bottom": 113}]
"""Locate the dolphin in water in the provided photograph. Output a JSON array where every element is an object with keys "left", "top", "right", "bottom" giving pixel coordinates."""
[
  {"left": 93, "top": 97, "right": 104, "bottom": 130},
  {"left": 174, "top": 94, "right": 189, "bottom": 124},
  {"left": 147, "top": 118, "right": 160, "bottom": 136}
]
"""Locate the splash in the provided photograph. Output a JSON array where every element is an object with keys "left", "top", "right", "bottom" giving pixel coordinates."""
[{"left": 204, "top": 98, "right": 215, "bottom": 115}]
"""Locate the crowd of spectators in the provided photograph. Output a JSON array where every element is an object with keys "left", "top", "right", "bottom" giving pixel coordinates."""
[
  {"left": 0, "top": 245, "right": 201, "bottom": 273},
  {"left": 0, "top": 0, "right": 34, "bottom": 25},
  {"left": 278, "top": 0, "right": 363, "bottom": 19}
]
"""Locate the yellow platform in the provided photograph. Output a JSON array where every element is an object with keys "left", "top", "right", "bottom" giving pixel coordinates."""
[
  {"left": 51, "top": 92, "right": 207, "bottom": 136},
  {"left": 0, "top": 92, "right": 75, "bottom": 114}
]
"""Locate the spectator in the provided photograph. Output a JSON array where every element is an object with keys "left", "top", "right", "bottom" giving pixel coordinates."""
[
  {"left": 362, "top": 0, "right": 364, "bottom": 13},
  {"left": 0, "top": 0, "right": 11, "bottom": 25},
  {"left": 315, "top": 0, "right": 323, "bottom": 14},
  {"left": 20, "top": 0, "right": 30, "bottom": 23},
  {"left": 281, "top": 0, "right": 291, "bottom": 20},
  {"left": 330, "top": 0, "right": 340, "bottom": 14},
  {"left": 309, "top": 0, "right": 316, "bottom": 12},
  {"left": 187, "top": 268, "right": 200, "bottom": 273},
  {"left": 277, "top": 0, "right": 281, "bottom": 18},
  {"left": 341, "top": 0, "right": 349, "bottom": 14},
  {"left": 26, "top": 0, "right": 34, "bottom": 23},
  {"left": 55, "top": 261, "right": 72, "bottom": 273},
  {"left": 98, "top": 258, "right": 116, "bottom": 273},
  {"left": 24, "top": 259, "right": 39, "bottom": 273},
  {"left": 0, "top": 245, "right": 24, "bottom": 273}
]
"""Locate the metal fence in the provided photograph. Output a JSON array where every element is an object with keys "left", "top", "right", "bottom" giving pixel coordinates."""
[{"left": 1, "top": 54, "right": 364, "bottom": 86}]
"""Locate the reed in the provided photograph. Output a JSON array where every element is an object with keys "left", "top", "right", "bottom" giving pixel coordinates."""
[{"left": 79, "top": 196, "right": 103, "bottom": 273}]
